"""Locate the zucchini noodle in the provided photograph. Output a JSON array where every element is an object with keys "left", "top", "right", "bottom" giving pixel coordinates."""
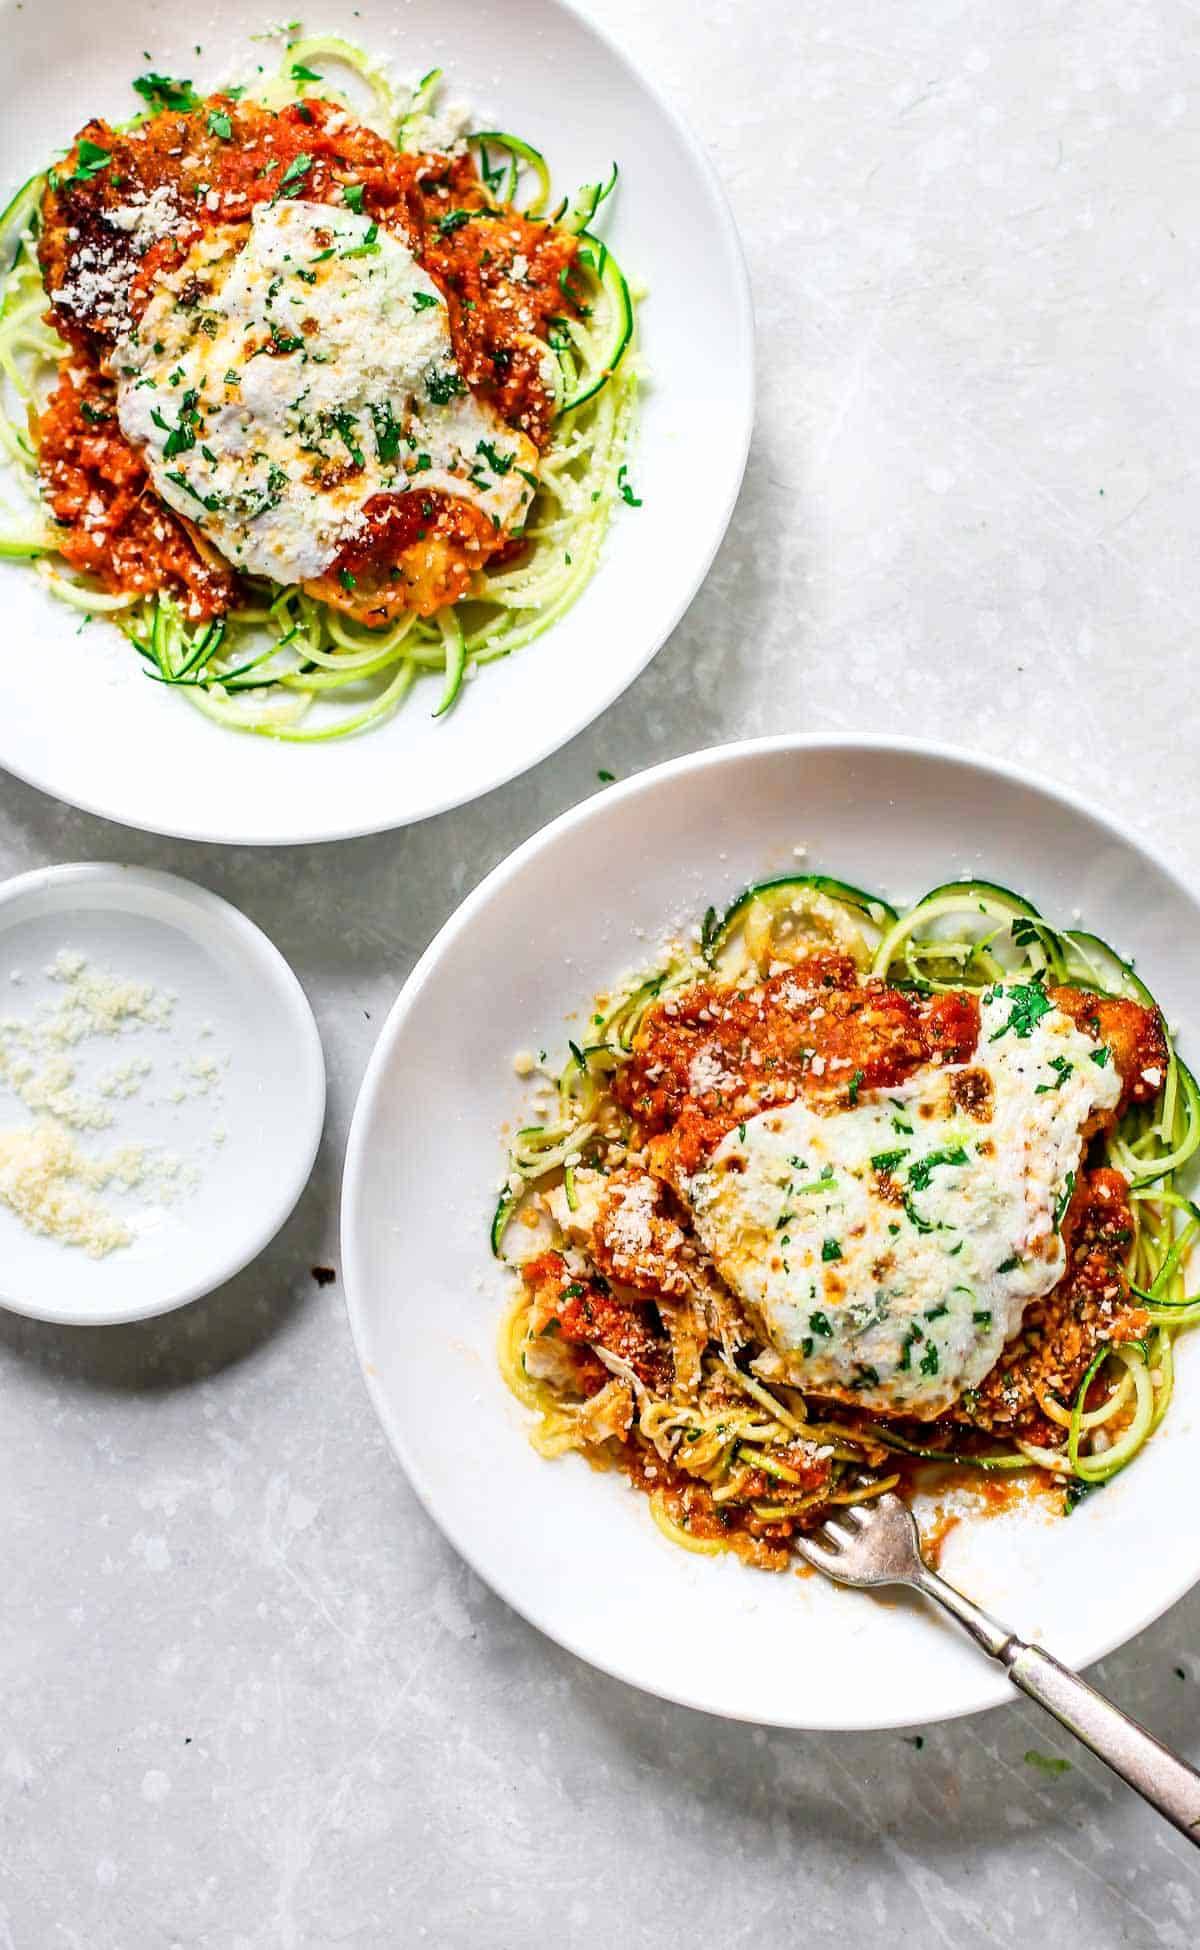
[
  {"left": 0, "top": 37, "right": 640, "bottom": 739},
  {"left": 493, "top": 873, "right": 1199, "bottom": 1565}
]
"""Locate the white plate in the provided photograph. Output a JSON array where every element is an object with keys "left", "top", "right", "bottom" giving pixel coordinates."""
[
  {"left": 0, "top": 864, "right": 324, "bottom": 1323},
  {"left": 0, "top": 0, "right": 753, "bottom": 844},
  {"left": 342, "top": 737, "right": 1200, "bottom": 1729}
]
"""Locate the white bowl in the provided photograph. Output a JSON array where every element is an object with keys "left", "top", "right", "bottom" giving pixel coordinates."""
[
  {"left": 0, "top": 0, "right": 752, "bottom": 844},
  {"left": 342, "top": 736, "right": 1200, "bottom": 1729},
  {"left": 0, "top": 863, "right": 325, "bottom": 1323}
]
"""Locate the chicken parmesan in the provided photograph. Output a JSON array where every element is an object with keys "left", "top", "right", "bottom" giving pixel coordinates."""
[
  {"left": 494, "top": 876, "right": 1200, "bottom": 1570},
  {"left": 0, "top": 39, "right": 638, "bottom": 737}
]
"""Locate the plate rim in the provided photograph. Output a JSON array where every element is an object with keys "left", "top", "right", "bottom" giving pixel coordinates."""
[
  {"left": 0, "top": 0, "right": 755, "bottom": 846},
  {"left": 0, "top": 859, "right": 327, "bottom": 1324},
  {"left": 340, "top": 731, "right": 1200, "bottom": 1728}
]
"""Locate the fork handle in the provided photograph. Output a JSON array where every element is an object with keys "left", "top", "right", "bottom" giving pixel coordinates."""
[
  {"left": 1004, "top": 1643, "right": 1200, "bottom": 1844},
  {"left": 915, "top": 1566, "right": 1200, "bottom": 1844}
]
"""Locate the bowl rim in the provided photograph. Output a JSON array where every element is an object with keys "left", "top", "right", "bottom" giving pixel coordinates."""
[
  {"left": 340, "top": 732, "right": 1200, "bottom": 1726},
  {"left": 0, "top": 0, "right": 755, "bottom": 847}
]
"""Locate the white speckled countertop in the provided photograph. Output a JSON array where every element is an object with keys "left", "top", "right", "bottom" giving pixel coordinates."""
[{"left": 3, "top": 0, "right": 1200, "bottom": 1941}]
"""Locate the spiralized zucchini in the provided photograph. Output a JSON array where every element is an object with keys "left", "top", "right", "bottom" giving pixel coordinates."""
[
  {"left": 0, "top": 39, "right": 639, "bottom": 740},
  {"left": 494, "top": 874, "right": 1199, "bottom": 1546}
]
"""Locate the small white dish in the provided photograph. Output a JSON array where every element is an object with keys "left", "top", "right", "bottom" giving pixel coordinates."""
[
  {"left": 342, "top": 736, "right": 1200, "bottom": 1729},
  {"left": 0, "top": 0, "right": 753, "bottom": 844},
  {"left": 0, "top": 863, "right": 325, "bottom": 1324}
]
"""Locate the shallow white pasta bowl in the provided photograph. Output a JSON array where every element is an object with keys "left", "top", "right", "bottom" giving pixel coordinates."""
[
  {"left": 0, "top": 863, "right": 325, "bottom": 1324},
  {"left": 342, "top": 736, "right": 1200, "bottom": 1730},
  {"left": 0, "top": 0, "right": 752, "bottom": 844}
]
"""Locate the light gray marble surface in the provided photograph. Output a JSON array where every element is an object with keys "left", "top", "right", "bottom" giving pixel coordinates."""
[{"left": 3, "top": 0, "right": 1200, "bottom": 1942}]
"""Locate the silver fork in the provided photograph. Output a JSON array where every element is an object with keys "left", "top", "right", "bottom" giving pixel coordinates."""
[{"left": 795, "top": 1489, "right": 1200, "bottom": 1842}]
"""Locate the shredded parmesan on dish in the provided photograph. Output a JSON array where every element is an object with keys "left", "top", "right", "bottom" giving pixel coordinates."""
[
  {"left": 0, "top": 952, "right": 223, "bottom": 1256},
  {"left": 0, "top": 1121, "right": 136, "bottom": 1258}
]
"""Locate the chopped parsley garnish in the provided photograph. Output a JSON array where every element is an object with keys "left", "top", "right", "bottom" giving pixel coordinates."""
[
  {"left": 413, "top": 453, "right": 432, "bottom": 471},
  {"left": 847, "top": 1067, "right": 865, "bottom": 1105},
  {"left": 67, "top": 140, "right": 113, "bottom": 186},
  {"left": 342, "top": 222, "right": 380, "bottom": 258},
  {"left": 996, "top": 1253, "right": 1020, "bottom": 1273},
  {"left": 412, "top": 290, "right": 439, "bottom": 311},
  {"left": 1090, "top": 1046, "right": 1111, "bottom": 1068},
  {"left": 850, "top": 1364, "right": 880, "bottom": 1389},
  {"left": 898, "top": 1323, "right": 924, "bottom": 1371},
  {"left": 339, "top": 568, "right": 357, "bottom": 591},
  {"left": 809, "top": 1311, "right": 832, "bottom": 1337},
  {"left": 617, "top": 463, "right": 643, "bottom": 507},
  {"left": 275, "top": 151, "right": 314, "bottom": 199},
  {"left": 244, "top": 463, "right": 288, "bottom": 518},
  {"left": 1035, "top": 1055, "right": 1073, "bottom": 1094},
  {"left": 79, "top": 401, "right": 112, "bottom": 425},
  {"left": 476, "top": 439, "right": 514, "bottom": 476},
  {"left": 207, "top": 108, "right": 233, "bottom": 140},
  {"left": 343, "top": 183, "right": 365, "bottom": 213},
  {"left": 1064, "top": 1478, "right": 1103, "bottom": 1516},
  {"left": 436, "top": 208, "right": 473, "bottom": 237},
  {"left": 426, "top": 368, "right": 464, "bottom": 405},
  {"left": 903, "top": 1194, "right": 933, "bottom": 1235},
  {"left": 988, "top": 983, "right": 1053, "bottom": 1042},
  {"left": 165, "top": 470, "right": 222, "bottom": 512},
  {"left": 973, "top": 1310, "right": 992, "bottom": 1329},
  {"left": 907, "top": 1147, "right": 969, "bottom": 1191},
  {"left": 821, "top": 1238, "right": 842, "bottom": 1263},
  {"left": 1024, "top": 1750, "right": 1071, "bottom": 1776},
  {"left": 328, "top": 409, "right": 364, "bottom": 467},
  {"left": 290, "top": 61, "right": 323, "bottom": 80},
  {"left": 370, "top": 401, "right": 402, "bottom": 465},
  {"left": 132, "top": 72, "right": 198, "bottom": 114},
  {"left": 1053, "top": 1170, "right": 1076, "bottom": 1233},
  {"left": 871, "top": 1147, "right": 908, "bottom": 1174},
  {"left": 924, "top": 1302, "right": 949, "bottom": 1321},
  {"left": 151, "top": 389, "right": 201, "bottom": 459},
  {"left": 919, "top": 1342, "right": 940, "bottom": 1377}
]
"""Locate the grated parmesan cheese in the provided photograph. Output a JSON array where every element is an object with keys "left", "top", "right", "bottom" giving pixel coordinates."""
[
  {"left": 0, "top": 952, "right": 222, "bottom": 1256},
  {"left": 0, "top": 1122, "right": 135, "bottom": 1258}
]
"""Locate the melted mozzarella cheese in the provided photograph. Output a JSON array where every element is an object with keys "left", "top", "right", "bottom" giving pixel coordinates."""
[
  {"left": 683, "top": 991, "right": 1122, "bottom": 1417},
  {"left": 114, "top": 200, "right": 536, "bottom": 585}
]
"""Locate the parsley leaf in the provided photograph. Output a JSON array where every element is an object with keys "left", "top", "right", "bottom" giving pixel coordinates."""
[
  {"left": 1053, "top": 1170, "right": 1076, "bottom": 1233},
  {"left": 342, "top": 222, "right": 380, "bottom": 259},
  {"left": 988, "top": 983, "right": 1053, "bottom": 1042},
  {"left": 68, "top": 139, "right": 113, "bottom": 186},
  {"left": 1035, "top": 1054, "right": 1073, "bottom": 1094},
  {"left": 425, "top": 367, "right": 464, "bottom": 405},
  {"left": 207, "top": 108, "right": 233, "bottom": 140},
  {"left": 274, "top": 151, "right": 314, "bottom": 199},
  {"left": 132, "top": 72, "right": 198, "bottom": 114},
  {"left": 617, "top": 462, "right": 643, "bottom": 507},
  {"left": 907, "top": 1147, "right": 969, "bottom": 1192}
]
